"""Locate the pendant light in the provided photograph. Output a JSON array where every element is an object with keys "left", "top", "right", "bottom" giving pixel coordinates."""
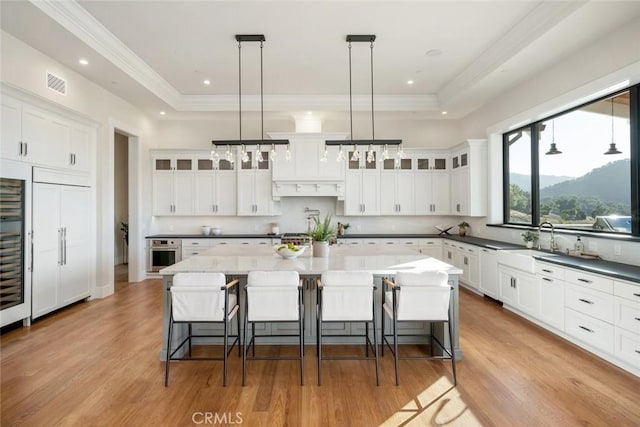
[
  {"left": 545, "top": 120, "right": 562, "bottom": 155},
  {"left": 211, "top": 35, "right": 290, "bottom": 160},
  {"left": 604, "top": 97, "right": 622, "bottom": 155},
  {"left": 325, "top": 35, "right": 401, "bottom": 160}
]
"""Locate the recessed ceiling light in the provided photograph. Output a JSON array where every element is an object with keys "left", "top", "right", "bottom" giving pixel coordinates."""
[
  {"left": 160, "top": 111, "right": 166, "bottom": 116},
  {"left": 79, "top": 58, "right": 89, "bottom": 65},
  {"left": 203, "top": 79, "right": 211, "bottom": 85},
  {"left": 425, "top": 49, "right": 443, "bottom": 57},
  {"left": 407, "top": 80, "right": 414, "bottom": 85},
  {"left": 441, "top": 111, "right": 448, "bottom": 115},
  {"left": 307, "top": 111, "right": 313, "bottom": 115}
]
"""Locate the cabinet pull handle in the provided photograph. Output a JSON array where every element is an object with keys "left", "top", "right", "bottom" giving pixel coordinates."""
[
  {"left": 58, "top": 228, "right": 62, "bottom": 265},
  {"left": 633, "top": 293, "right": 640, "bottom": 298},
  {"left": 19, "top": 142, "right": 23, "bottom": 156},
  {"left": 577, "top": 278, "right": 592, "bottom": 283},
  {"left": 579, "top": 325, "right": 594, "bottom": 333},
  {"left": 578, "top": 298, "right": 594, "bottom": 305},
  {"left": 542, "top": 278, "right": 552, "bottom": 282},
  {"left": 70, "top": 153, "right": 74, "bottom": 165},
  {"left": 635, "top": 350, "right": 640, "bottom": 354},
  {"left": 24, "top": 142, "right": 28, "bottom": 156},
  {"left": 634, "top": 317, "right": 640, "bottom": 322},
  {"left": 542, "top": 269, "right": 552, "bottom": 273}
]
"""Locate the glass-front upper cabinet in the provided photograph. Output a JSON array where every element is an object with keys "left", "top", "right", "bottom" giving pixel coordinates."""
[
  {"left": 153, "top": 155, "right": 194, "bottom": 172},
  {"left": 383, "top": 158, "right": 412, "bottom": 170},
  {"left": 416, "top": 155, "right": 448, "bottom": 171},
  {"left": 348, "top": 149, "right": 377, "bottom": 170},
  {"left": 197, "top": 158, "right": 234, "bottom": 171},
  {"left": 240, "top": 151, "right": 270, "bottom": 170}
]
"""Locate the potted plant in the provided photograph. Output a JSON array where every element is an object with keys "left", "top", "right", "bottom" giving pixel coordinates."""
[
  {"left": 307, "top": 214, "right": 336, "bottom": 257},
  {"left": 521, "top": 230, "right": 539, "bottom": 248},
  {"left": 458, "top": 221, "right": 470, "bottom": 237}
]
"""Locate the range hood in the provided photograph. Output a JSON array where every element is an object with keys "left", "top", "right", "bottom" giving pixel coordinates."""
[{"left": 269, "top": 132, "right": 348, "bottom": 199}]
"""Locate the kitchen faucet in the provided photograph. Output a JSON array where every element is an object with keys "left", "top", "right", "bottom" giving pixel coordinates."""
[
  {"left": 304, "top": 207, "right": 320, "bottom": 232},
  {"left": 538, "top": 221, "right": 559, "bottom": 252}
]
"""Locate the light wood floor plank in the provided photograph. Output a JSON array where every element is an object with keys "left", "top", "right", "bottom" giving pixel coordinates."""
[{"left": 2, "top": 279, "right": 639, "bottom": 426}]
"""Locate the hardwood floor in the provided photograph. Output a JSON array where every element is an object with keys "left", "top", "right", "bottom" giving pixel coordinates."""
[{"left": 1, "top": 281, "right": 639, "bottom": 426}]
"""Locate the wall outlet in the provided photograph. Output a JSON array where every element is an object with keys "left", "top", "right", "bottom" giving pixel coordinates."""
[
  {"left": 588, "top": 240, "right": 598, "bottom": 252},
  {"left": 614, "top": 244, "right": 622, "bottom": 256},
  {"left": 391, "top": 224, "right": 396, "bottom": 231},
  {"left": 169, "top": 225, "right": 174, "bottom": 231},
  {"left": 356, "top": 224, "right": 361, "bottom": 231}
]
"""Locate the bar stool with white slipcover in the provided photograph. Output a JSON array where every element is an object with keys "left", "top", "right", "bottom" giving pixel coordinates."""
[
  {"left": 164, "top": 272, "right": 240, "bottom": 387},
  {"left": 317, "top": 271, "right": 379, "bottom": 385},
  {"left": 382, "top": 270, "right": 457, "bottom": 386},
  {"left": 243, "top": 271, "right": 304, "bottom": 386}
]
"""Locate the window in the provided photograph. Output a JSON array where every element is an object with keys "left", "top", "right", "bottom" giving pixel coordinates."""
[{"left": 504, "top": 85, "right": 639, "bottom": 236}]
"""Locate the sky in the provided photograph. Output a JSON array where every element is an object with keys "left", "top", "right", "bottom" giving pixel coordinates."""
[{"left": 509, "top": 109, "right": 631, "bottom": 178}]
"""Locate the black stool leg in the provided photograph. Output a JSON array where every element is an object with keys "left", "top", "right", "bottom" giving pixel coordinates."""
[
  {"left": 242, "top": 298, "right": 249, "bottom": 386},
  {"left": 448, "top": 308, "right": 457, "bottom": 386},
  {"left": 373, "top": 297, "right": 379, "bottom": 386},
  {"left": 393, "top": 310, "right": 399, "bottom": 386},
  {"left": 164, "top": 314, "right": 174, "bottom": 387}
]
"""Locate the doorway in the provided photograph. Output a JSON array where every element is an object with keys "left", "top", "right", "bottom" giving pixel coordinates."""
[{"left": 114, "top": 131, "right": 129, "bottom": 292}]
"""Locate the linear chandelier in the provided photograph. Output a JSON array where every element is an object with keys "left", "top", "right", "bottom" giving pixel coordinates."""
[
  {"left": 324, "top": 35, "right": 403, "bottom": 163},
  {"left": 211, "top": 34, "right": 290, "bottom": 164}
]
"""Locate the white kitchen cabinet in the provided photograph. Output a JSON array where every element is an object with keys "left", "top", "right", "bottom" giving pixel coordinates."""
[
  {"left": 1, "top": 94, "right": 92, "bottom": 171},
  {"left": 237, "top": 151, "right": 280, "bottom": 216},
  {"left": 537, "top": 263, "right": 566, "bottom": 331},
  {"left": 152, "top": 153, "right": 195, "bottom": 216},
  {"left": 380, "top": 158, "right": 414, "bottom": 215},
  {"left": 415, "top": 171, "right": 450, "bottom": 216},
  {"left": 417, "top": 239, "right": 442, "bottom": 259},
  {"left": 499, "top": 265, "right": 538, "bottom": 317},
  {"left": 32, "top": 181, "right": 91, "bottom": 319},
  {"left": 479, "top": 248, "right": 499, "bottom": 299},
  {"left": 444, "top": 241, "right": 479, "bottom": 291},
  {"left": 194, "top": 157, "right": 236, "bottom": 216},
  {"left": 68, "top": 124, "right": 92, "bottom": 171},
  {"left": 344, "top": 149, "right": 379, "bottom": 215},
  {"left": 449, "top": 140, "right": 487, "bottom": 217}
]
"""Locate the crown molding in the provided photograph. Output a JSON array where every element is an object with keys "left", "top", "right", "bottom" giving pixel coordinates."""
[
  {"left": 437, "top": 1, "right": 587, "bottom": 108},
  {"left": 177, "top": 94, "right": 439, "bottom": 112},
  {"left": 30, "top": 0, "right": 181, "bottom": 107}
]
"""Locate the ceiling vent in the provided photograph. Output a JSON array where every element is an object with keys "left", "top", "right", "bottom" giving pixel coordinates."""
[{"left": 46, "top": 72, "right": 67, "bottom": 95}]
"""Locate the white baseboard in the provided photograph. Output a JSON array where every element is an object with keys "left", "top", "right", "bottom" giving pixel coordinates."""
[{"left": 91, "top": 283, "right": 114, "bottom": 299}]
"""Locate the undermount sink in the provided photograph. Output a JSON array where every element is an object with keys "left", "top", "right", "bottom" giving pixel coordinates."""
[{"left": 497, "top": 249, "right": 558, "bottom": 273}]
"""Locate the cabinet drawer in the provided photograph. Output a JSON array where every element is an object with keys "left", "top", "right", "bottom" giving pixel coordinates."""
[
  {"left": 565, "top": 269, "right": 613, "bottom": 293},
  {"left": 565, "top": 308, "right": 614, "bottom": 354},
  {"left": 614, "top": 296, "right": 640, "bottom": 334},
  {"left": 614, "top": 327, "right": 640, "bottom": 369},
  {"left": 614, "top": 280, "right": 640, "bottom": 302},
  {"left": 182, "top": 239, "right": 212, "bottom": 247},
  {"left": 536, "top": 262, "right": 565, "bottom": 280},
  {"left": 565, "top": 283, "right": 614, "bottom": 323}
]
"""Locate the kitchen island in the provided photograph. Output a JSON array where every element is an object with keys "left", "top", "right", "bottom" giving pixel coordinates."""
[{"left": 159, "top": 245, "right": 463, "bottom": 360}]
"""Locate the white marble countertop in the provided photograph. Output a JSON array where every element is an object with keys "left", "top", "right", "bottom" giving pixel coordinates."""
[{"left": 160, "top": 245, "right": 463, "bottom": 276}]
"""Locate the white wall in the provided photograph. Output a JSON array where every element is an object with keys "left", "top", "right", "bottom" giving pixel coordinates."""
[
  {"left": 155, "top": 115, "right": 462, "bottom": 149},
  {"left": 1, "top": 31, "right": 157, "bottom": 296}
]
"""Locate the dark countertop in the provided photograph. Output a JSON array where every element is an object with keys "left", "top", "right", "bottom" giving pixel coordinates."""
[
  {"left": 146, "top": 234, "right": 279, "bottom": 239},
  {"left": 534, "top": 254, "right": 640, "bottom": 284}
]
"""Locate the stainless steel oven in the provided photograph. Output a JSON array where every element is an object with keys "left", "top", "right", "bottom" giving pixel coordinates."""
[{"left": 147, "top": 239, "right": 182, "bottom": 272}]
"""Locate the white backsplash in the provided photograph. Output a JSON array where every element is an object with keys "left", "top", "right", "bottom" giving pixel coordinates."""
[{"left": 150, "top": 197, "right": 461, "bottom": 236}]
